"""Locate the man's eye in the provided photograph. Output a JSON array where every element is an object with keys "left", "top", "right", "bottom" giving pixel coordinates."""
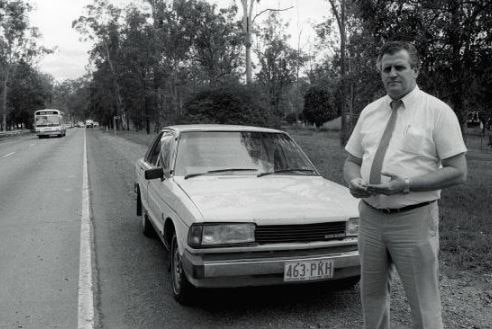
[
  {"left": 395, "top": 66, "right": 406, "bottom": 71},
  {"left": 383, "top": 67, "right": 392, "bottom": 73}
]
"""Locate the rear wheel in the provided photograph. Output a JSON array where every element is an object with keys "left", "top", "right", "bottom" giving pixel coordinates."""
[{"left": 171, "top": 233, "right": 195, "bottom": 304}]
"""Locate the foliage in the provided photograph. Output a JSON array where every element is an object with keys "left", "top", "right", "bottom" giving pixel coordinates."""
[
  {"left": 179, "top": 84, "right": 277, "bottom": 128},
  {"left": 351, "top": 0, "right": 492, "bottom": 124},
  {"left": 50, "top": 77, "right": 91, "bottom": 123},
  {"left": 73, "top": 0, "right": 245, "bottom": 133},
  {"left": 256, "top": 12, "right": 306, "bottom": 119},
  {"left": 0, "top": 0, "right": 51, "bottom": 130},
  {"left": 303, "top": 84, "right": 337, "bottom": 128},
  {"left": 7, "top": 61, "right": 52, "bottom": 129}
]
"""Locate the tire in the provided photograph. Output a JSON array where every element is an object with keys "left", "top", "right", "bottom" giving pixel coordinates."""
[
  {"left": 142, "top": 213, "right": 155, "bottom": 238},
  {"left": 171, "top": 233, "right": 195, "bottom": 304},
  {"left": 136, "top": 191, "right": 142, "bottom": 216}
]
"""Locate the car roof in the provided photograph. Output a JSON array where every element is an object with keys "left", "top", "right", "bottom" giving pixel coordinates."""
[{"left": 163, "top": 124, "right": 285, "bottom": 134}]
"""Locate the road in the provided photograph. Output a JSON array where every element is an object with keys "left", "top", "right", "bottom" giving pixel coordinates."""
[{"left": 0, "top": 131, "right": 82, "bottom": 328}]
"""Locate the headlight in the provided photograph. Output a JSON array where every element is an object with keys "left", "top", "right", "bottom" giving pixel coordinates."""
[
  {"left": 346, "top": 217, "right": 359, "bottom": 237},
  {"left": 188, "top": 223, "right": 256, "bottom": 248}
]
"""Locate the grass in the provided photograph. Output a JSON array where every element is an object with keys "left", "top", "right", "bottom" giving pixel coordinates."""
[{"left": 114, "top": 126, "right": 492, "bottom": 273}]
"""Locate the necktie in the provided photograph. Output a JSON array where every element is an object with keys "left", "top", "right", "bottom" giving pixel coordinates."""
[{"left": 369, "top": 100, "right": 401, "bottom": 184}]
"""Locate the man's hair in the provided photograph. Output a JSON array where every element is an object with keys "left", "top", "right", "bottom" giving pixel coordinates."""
[{"left": 376, "top": 41, "right": 420, "bottom": 71}]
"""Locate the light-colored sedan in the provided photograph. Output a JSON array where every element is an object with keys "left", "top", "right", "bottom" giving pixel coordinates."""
[{"left": 135, "top": 124, "right": 360, "bottom": 304}]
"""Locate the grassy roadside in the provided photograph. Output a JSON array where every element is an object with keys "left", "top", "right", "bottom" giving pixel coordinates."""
[{"left": 112, "top": 126, "right": 492, "bottom": 274}]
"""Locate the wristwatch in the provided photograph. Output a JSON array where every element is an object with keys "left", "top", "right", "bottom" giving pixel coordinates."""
[{"left": 403, "top": 177, "right": 410, "bottom": 194}]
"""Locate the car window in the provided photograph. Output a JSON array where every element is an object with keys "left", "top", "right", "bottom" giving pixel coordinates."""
[
  {"left": 158, "top": 132, "right": 176, "bottom": 170},
  {"left": 145, "top": 132, "right": 164, "bottom": 166},
  {"left": 174, "top": 131, "right": 316, "bottom": 176}
]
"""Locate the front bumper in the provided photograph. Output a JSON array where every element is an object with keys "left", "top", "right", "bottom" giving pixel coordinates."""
[
  {"left": 181, "top": 243, "right": 360, "bottom": 288},
  {"left": 37, "top": 130, "right": 63, "bottom": 136}
]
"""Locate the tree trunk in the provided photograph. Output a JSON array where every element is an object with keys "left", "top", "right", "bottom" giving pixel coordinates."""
[
  {"left": 1, "top": 78, "right": 7, "bottom": 132},
  {"left": 328, "top": 0, "right": 347, "bottom": 146},
  {"left": 241, "top": 0, "right": 255, "bottom": 84},
  {"left": 102, "top": 38, "right": 124, "bottom": 130},
  {"left": 1, "top": 67, "right": 11, "bottom": 132}
]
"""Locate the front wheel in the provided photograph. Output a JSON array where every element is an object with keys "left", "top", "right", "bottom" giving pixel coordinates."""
[
  {"left": 142, "top": 213, "right": 155, "bottom": 238},
  {"left": 171, "top": 233, "right": 195, "bottom": 304}
]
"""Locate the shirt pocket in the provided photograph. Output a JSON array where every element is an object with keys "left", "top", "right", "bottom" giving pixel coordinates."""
[{"left": 400, "top": 126, "right": 433, "bottom": 156}]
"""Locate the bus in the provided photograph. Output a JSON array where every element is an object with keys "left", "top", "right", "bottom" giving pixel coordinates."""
[{"left": 34, "top": 109, "right": 66, "bottom": 138}]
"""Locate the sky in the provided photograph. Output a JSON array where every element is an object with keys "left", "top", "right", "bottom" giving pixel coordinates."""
[{"left": 29, "top": 0, "right": 331, "bottom": 81}]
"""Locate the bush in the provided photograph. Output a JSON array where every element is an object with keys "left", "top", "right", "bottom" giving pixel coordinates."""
[
  {"left": 302, "top": 85, "right": 337, "bottom": 128},
  {"left": 178, "top": 85, "right": 279, "bottom": 128}
]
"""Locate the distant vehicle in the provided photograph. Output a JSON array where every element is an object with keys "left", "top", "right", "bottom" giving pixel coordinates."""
[
  {"left": 85, "top": 119, "right": 94, "bottom": 128},
  {"left": 34, "top": 109, "right": 66, "bottom": 138},
  {"left": 93, "top": 121, "right": 99, "bottom": 127},
  {"left": 135, "top": 124, "right": 360, "bottom": 304},
  {"left": 76, "top": 121, "right": 84, "bottom": 128}
]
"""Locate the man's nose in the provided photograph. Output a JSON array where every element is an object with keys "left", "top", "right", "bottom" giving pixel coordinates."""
[{"left": 388, "top": 67, "right": 398, "bottom": 76}]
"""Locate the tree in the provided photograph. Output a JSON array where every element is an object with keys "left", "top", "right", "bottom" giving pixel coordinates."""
[
  {"left": 179, "top": 84, "right": 276, "bottom": 127},
  {"left": 303, "top": 84, "right": 337, "bottom": 128},
  {"left": 353, "top": 0, "right": 492, "bottom": 126},
  {"left": 327, "top": 0, "right": 348, "bottom": 145},
  {"left": 73, "top": 0, "right": 126, "bottom": 128},
  {"left": 237, "top": 0, "right": 293, "bottom": 84},
  {"left": 0, "top": 0, "right": 49, "bottom": 131},
  {"left": 7, "top": 61, "right": 52, "bottom": 129},
  {"left": 256, "top": 12, "right": 306, "bottom": 118}
]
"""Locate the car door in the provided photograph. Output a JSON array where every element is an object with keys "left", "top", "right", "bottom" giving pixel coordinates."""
[
  {"left": 139, "top": 132, "right": 163, "bottom": 217},
  {"left": 147, "top": 131, "right": 177, "bottom": 234}
]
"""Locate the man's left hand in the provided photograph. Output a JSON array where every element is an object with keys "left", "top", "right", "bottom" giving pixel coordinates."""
[{"left": 364, "top": 172, "right": 406, "bottom": 195}]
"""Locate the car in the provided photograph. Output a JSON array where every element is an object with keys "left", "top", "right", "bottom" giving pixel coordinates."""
[
  {"left": 135, "top": 124, "right": 360, "bottom": 304},
  {"left": 85, "top": 119, "right": 94, "bottom": 128}
]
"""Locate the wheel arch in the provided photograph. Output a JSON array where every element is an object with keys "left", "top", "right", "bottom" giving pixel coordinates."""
[{"left": 163, "top": 217, "right": 175, "bottom": 250}]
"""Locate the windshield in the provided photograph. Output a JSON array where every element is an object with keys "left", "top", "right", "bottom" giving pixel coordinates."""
[
  {"left": 174, "top": 131, "right": 317, "bottom": 177},
  {"left": 35, "top": 115, "right": 61, "bottom": 127}
]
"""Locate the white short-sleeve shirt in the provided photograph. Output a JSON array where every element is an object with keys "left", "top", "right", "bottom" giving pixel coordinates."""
[{"left": 345, "top": 86, "right": 467, "bottom": 209}]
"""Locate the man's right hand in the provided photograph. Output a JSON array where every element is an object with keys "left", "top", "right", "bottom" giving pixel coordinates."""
[{"left": 349, "top": 177, "right": 373, "bottom": 198}]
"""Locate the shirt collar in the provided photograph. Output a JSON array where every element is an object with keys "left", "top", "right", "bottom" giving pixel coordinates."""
[{"left": 384, "top": 85, "right": 420, "bottom": 109}]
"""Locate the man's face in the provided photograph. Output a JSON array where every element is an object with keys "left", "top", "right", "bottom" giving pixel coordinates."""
[{"left": 380, "top": 49, "right": 418, "bottom": 99}]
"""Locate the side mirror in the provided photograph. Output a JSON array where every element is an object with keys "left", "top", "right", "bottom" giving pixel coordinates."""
[{"left": 145, "top": 167, "right": 164, "bottom": 180}]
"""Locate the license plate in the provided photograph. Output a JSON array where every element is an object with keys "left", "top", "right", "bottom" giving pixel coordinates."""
[{"left": 284, "top": 259, "right": 334, "bottom": 282}]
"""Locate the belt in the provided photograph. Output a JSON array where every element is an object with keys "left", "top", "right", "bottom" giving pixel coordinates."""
[{"left": 363, "top": 200, "right": 436, "bottom": 214}]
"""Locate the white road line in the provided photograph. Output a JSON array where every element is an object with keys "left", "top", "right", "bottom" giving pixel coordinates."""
[
  {"left": 78, "top": 129, "right": 95, "bottom": 329},
  {"left": 2, "top": 152, "right": 15, "bottom": 158}
]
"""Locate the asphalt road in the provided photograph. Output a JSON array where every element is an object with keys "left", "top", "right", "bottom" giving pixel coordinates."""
[
  {"left": 0, "top": 131, "right": 82, "bottom": 329},
  {"left": 0, "top": 128, "right": 363, "bottom": 329}
]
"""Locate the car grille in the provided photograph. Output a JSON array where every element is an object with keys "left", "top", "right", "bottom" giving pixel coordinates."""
[{"left": 255, "top": 222, "right": 347, "bottom": 244}]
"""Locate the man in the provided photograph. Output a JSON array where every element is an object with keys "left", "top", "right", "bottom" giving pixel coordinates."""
[{"left": 343, "top": 41, "right": 467, "bottom": 329}]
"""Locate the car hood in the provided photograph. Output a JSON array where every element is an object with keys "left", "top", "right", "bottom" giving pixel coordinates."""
[{"left": 174, "top": 175, "right": 359, "bottom": 224}]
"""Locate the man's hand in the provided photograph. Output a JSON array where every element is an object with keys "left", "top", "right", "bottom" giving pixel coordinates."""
[
  {"left": 349, "top": 177, "right": 373, "bottom": 198},
  {"left": 364, "top": 172, "right": 406, "bottom": 195}
]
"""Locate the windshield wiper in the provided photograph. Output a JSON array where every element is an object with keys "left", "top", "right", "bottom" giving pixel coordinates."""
[
  {"left": 184, "top": 168, "right": 258, "bottom": 180},
  {"left": 257, "top": 168, "right": 316, "bottom": 177}
]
